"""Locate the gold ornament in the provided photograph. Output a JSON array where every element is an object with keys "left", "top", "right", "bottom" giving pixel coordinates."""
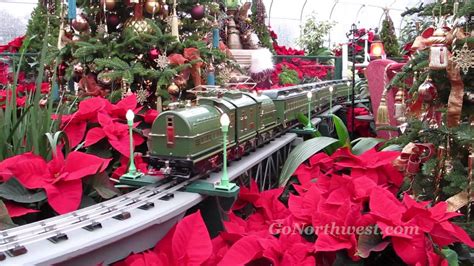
[
  {"left": 145, "top": 0, "right": 160, "bottom": 15},
  {"left": 98, "top": 70, "right": 113, "bottom": 86},
  {"left": 124, "top": 17, "right": 152, "bottom": 34},
  {"left": 394, "top": 90, "right": 407, "bottom": 124},
  {"left": 101, "top": 0, "right": 116, "bottom": 10},
  {"left": 167, "top": 83, "right": 180, "bottom": 95},
  {"left": 452, "top": 43, "right": 474, "bottom": 74}
]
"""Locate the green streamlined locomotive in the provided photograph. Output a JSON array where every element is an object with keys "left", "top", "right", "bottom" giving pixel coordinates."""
[{"left": 148, "top": 79, "right": 352, "bottom": 178}]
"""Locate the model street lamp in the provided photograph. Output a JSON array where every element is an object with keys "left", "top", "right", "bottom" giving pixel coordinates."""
[
  {"left": 215, "top": 113, "right": 237, "bottom": 191},
  {"left": 304, "top": 91, "right": 314, "bottom": 130},
  {"left": 329, "top": 86, "right": 334, "bottom": 115},
  {"left": 346, "top": 81, "right": 351, "bottom": 102},
  {"left": 122, "top": 110, "right": 144, "bottom": 179}
]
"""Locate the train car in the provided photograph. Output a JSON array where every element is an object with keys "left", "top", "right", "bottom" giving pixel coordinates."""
[{"left": 148, "top": 79, "right": 352, "bottom": 178}]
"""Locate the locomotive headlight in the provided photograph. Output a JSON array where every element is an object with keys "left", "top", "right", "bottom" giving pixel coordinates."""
[
  {"left": 346, "top": 81, "right": 351, "bottom": 87},
  {"left": 306, "top": 91, "right": 312, "bottom": 100},
  {"left": 220, "top": 113, "right": 230, "bottom": 128},
  {"left": 126, "top": 110, "right": 135, "bottom": 126},
  {"left": 329, "top": 86, "right": 334, "bottom": 93}
]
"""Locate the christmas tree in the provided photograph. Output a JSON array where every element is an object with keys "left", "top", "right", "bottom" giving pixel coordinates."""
[
  {"left": 385, "top": 0, "right": 473, "bottom": 237},
  {"left": 379, "top": 12, "right": 400, "bottom": 58},
  {"left": 23, "top": 0, "right": 277, "bottom": 109}
]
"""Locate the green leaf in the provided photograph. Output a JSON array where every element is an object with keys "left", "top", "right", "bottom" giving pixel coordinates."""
[
  {"left": 91, "top": 172, "right": 120, "bottom": 199},
  {"left": 0, "top": 178, "right": 47, "bottom": 203},
  {"left": 279, "top": 137, "right": 338, "bottom": 186},
  {"left": 0, "top": 200, "right": 16, "bottom": 230},
  {"left": 356, "top": 232, "right": 390, "bottom": 258},
  {"left": 332, "top": 114, "right": 351, "bottom": 148},
  {"left": 441, "top": 248, "right": 459, "bottom": 266},
  {"left": 382, "top": 144, "right": 402, "bottom": 151},
  {"left": 351, "top": 138, "right": 384, "bottom": 155}
]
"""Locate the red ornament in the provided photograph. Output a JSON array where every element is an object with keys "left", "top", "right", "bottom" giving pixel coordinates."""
[
  {"left": 71, "top": 14, "right": 89, "bottom": 32},
  {"left": 418, "top": 77, "right": 437, "bottom": 103},
  {"left": 191, "top": 4, "right": 205, "bottom": 20},
  {"left": 107, "top": 13, "right": 120, "bottom": 29},
  {"left": 149, "top": 48, "right": 160, "bottom": 60}
]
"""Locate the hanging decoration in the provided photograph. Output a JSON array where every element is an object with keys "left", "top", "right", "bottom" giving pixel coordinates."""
[
  {"left": 71, "top": 14, "right": 90, "bottom": 32},
  {"left": 124, "top": 2, "right": 152, "bottom": 34},
  {"left": 429, "top": 44, "right": 449, "bottom": 70},
  {"left": 136, "top": 86, "right": 149, "bottom": 105},
  {"left": 207, "top": 63, "right": 215, "bottom": 86},
  {"left": 167, "top": 82, "right": 180, "bottom": 95},
  {"left": 446, "top": 55, "right": 464, "bottom": 128},
  {"left": 191, "top": 4, "right": 205, "bottom": 20},
  {"left": 145, "top": 0, "right": 160, "bottom": 15},
  {"left": 169, "top": 0, "right": 180, "bottom": 41},
  {"left": 212, "top": 20, "right": 220, "bottom": 48},
  {"left": 101, "top": 0, "right": 116, "bottom": 10},
  {"left": 394, "top": 89, "right": 407, "bottom": 123},
  {"left": 154, "top": 54, "right": 170, "bottom": 70},
  {"left": 452, "top": 43, "right": 474, "bottom": 74},
  {"left": 418, "top": 76, "right": 437, "bottom": 103},
  {"left": 67, "top": 0, "right": 76, "bottom": 21}
]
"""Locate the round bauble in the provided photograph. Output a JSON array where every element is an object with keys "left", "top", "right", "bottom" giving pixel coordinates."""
[
  {"left": 149, "top": 48, "right": 160, "bottom": 60},
  {"left": 145, "top": 0, "right": 160, "bottom": 15},
  {"left": 418, "top": 78, "right": 437, "bottom": 103},
  {"left": 100, "top": 0, "right": 116, "bottom": 10},
  {"left": 124, "top": 17, "right": 152, "bottom": 34},
  {"left": 161, "top": 4, "right": 169, "bottom": 18},
  {"left": 98, "top": 70, "right": 113, "bottom": 86},
  {"left": 107, "top": 13, "right": 120, "bottom": 29},
  {"left": 71, "top": 14, "right": 89, "bottom": 32},
  {"left": 191, "top": 4, "right": 205, "bottom": 20},
  {"left": 167, "top": 83, "right": 180, "bottom": 95}
]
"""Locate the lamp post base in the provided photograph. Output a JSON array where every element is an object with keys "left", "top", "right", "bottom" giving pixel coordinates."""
[
  {"left": 214, "top": 181, "right": 238, "bottom": 192},
  {"left": 185, "top": 180, "right": 240, "bottom": 198},
  {"left": 119, "top": 172, "right": 160, "bottom": 187}
]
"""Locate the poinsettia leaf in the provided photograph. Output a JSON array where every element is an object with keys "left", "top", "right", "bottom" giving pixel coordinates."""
[
  {"left": 84, "top": 127, "right": 106, "bottom": 147},
  {"left": 63, "top": 151, "right": 111, "bottom": 181},
  {"left": 63, "top": 121, "right": 87, "bottom": 149},
  {"left": 172, "top": 210, "right": 212, "bottom": 265},
  {"left": 351, "top": 138, "right": 384, "bottom": 155},
  {"left": 45, "top": 180, "right": 83, "bottom": 214},
  {"left": 332, "top": 114, "right": 351, "bottom": 149},
  {"left": 4, "top": 201, "right": 39, "bottom": 217},
  {"left": 217, "top": 235, "right": 265, "bottom": 266},
  {"left": 91, "top": 172, "right": 120, "bottom": 199},
  {"left": 0, "top": 200, "right": 16, "bottom": 230},
  {"left": 441, "top": 248, "right": 459, "bottom": 266},
  {"left": 356, "top": 232, "right": 390, "bottom": 258},
  {"left": 279, "top": 137, "right": 338, "bottom": 186},
  {"left": 0, "top": 178, "right": 46, "bottom": 203}
]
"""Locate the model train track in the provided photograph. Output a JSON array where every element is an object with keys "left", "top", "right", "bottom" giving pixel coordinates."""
[{"left": 0, "top": 174, "right": 205, "bottom": 257}]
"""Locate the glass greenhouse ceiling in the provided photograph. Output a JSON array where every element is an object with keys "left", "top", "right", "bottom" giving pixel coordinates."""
[{"left": 264, "top": 0, "right": 434, "bottom": 47}]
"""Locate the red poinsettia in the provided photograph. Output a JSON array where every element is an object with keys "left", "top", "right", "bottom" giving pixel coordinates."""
[
  {"left": 104, "top": 94, "right": 141, "bottom": 120},
  {"left": 0, "top": 36, "right": 25, "bottom": 53},
  {"left": 58, "top": 96, "right": 108, "bottom": 148},
  {"left": 115, "top": 210, "right": 212, "bottom": 266},
  {"left": 142, "top": 109, "right": 159, "bottom": 124},
  {"left": 84, "top": 112, "right": 144, "bottom": 158},
  {"left": 0, "top": 151, "right": 111, "bottom": 214}
]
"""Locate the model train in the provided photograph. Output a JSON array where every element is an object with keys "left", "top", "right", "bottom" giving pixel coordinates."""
[{"left": 147, "top": 79, "right": 352, "bottom": 178}]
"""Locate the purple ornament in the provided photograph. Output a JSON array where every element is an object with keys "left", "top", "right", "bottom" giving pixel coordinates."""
[{"left": 191, "top": 4, "right": 205, "bottom": 20}]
